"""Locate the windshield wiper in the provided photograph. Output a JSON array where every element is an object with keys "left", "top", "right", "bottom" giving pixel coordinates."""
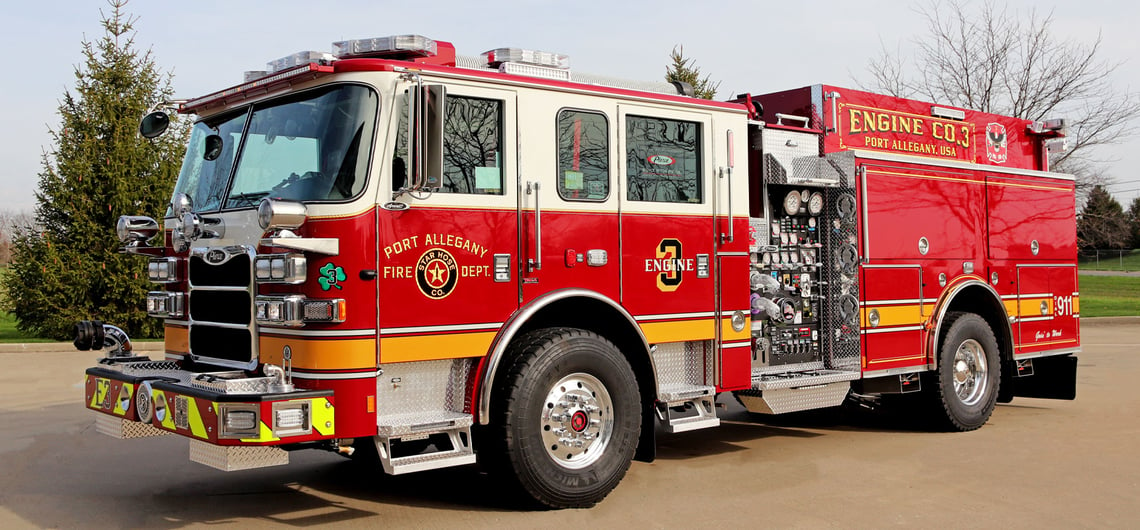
[{"left": 226, "top": 191, "right": 269, "bottom": 207}]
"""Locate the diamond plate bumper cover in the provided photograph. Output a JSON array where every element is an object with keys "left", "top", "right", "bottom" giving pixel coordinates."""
[
  {"left": 94, "top": 413, "right": 170, "bottom": 439},
  {"left": 190, "top": 439, "right": 289, "bottom": 471},
  {"left": 738, "top": 381, "right": 851, "bottom": 414}
]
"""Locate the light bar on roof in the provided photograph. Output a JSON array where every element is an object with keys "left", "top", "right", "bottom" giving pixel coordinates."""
[
  {"left": 244, "top": 70, "right": 270, "bottom": 82},
  {"left": 268, "top": 51, "right": 334, "bottom": 73},
  {"left": 182, "top": 63, "right": 334, "bottom": 113},
  {"left": 483, "top": 48, "right": 569, "bottom": 69},
  {"left": 333, "top": 34, "right": 438, "bottom": 59}
]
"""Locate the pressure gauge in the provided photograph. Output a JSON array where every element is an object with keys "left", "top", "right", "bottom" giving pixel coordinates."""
[
  {"left": 802, "top": 251, "right": 814, "bottom": 265},
  {"left": 780, "top": 232, "right": 789, "bottom": 245},
  {"left": 801, "top": 190, "right": 810, "bottom": 203},
  {"left": 783, "top": 190, "right": 801, "bottom": 215},
  {"left": 761, "top": 252, "right": 771, "bottom": 265},
  {"left": 780, "top": 252, "right": 789, "bottom": 264},
  {"left": 808, "top": 217, "right": 817, "bottom": 228},
  {"left": 789, "top": 251, "right": 800, "bottom": 264},
  {"left": 771, "top": 222, "right": 780, "bottom": 235},
  {"left": 807, "top": 192, "right": 824, "bottom": 216}
]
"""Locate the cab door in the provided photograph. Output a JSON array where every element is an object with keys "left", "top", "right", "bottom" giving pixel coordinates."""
[
  {"left": 518, "top": 100, "right": 621, "bottom": 303},
  {"left": 617, "top": 105, "right": 717, "bottom": 356},
  {"left": 378, "top": 83, "right": 519, "bottom": 364}
]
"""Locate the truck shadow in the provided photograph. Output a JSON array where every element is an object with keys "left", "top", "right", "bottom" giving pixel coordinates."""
[{"left": 0, "top": 395, "right": 1032, "bottom": 526}]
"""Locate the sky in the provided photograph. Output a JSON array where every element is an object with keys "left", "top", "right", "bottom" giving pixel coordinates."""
[{"left": 2, "top": 0, "right": 1138, "bottom": 213}]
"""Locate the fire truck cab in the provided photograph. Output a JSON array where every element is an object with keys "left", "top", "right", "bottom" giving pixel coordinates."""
[{"left": 79, "top": 34, "right": 1079, "bottom": 509}]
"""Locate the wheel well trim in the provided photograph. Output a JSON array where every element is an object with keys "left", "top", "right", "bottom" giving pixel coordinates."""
[
  {"left": 475, "top": 288, "right": 651, "bottom": 425},
  {"left": 928, "top": 277, "right": 1013, "bottom": 370}
]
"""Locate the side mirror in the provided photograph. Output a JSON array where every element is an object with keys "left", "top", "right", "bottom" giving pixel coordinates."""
[
  {"left": 407, "top": 83, "right": 446, "bottom": 190},
  {"left": 139, "top": 111, "right": 171, "bottom": 139},
  {"left": 203, "top": 134, "right": 223, "bottom": 161}
]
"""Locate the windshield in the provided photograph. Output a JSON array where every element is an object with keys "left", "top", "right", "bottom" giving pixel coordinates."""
[{"left": 169, "top": 84, "right": 379, "bottom": 213}]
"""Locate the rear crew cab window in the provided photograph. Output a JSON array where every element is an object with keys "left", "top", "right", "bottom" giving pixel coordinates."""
[
  {"left": 625, "top": 115, "right": 702, "bottom": 203},
  {"left": 557, "top": 110, "right": 609, "bottom": 201}
]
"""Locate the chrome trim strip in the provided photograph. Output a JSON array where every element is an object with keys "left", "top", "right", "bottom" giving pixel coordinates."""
[
  {"left": 861, "top": 298, "right": 926, "bottom": 306},
  {"left": 721, "top": 341, "right": 751, "bottom": 349},
  {"left": 291, "top": 370, "right": 383, "bottom": 380},
  {"left": 1015, "top": 263, "right": 1077, "bottom": 268},
  {"left": 477, "top": 289, "right": 649, "bottom": 425},
  {"left": 860, "top": 366, "right": 927, "bottom": 379},
  {"left": 1013, "top": 347, "right": 1081, "bottom": 360},
  {"left": 260, "top": 328, "right": 378, "bottom": 337},
  {"left": 379, "top": 322, "right": 502, "bottom": 335},
  {"left": 1018, "top": 316, "right": 1055, "bottom": 323},
  {"left": 852, "top": 149, "right": 1075, "bottom": 181},
  {"left": 862, "top": 325, "right": 924, "bottom": 334},
  {"left": 635, "top": 311, "right": 717, "bottom": 322}
]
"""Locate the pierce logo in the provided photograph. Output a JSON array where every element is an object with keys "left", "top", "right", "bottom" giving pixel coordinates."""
[
  {"left": 205, "top": 249, "right": 226, "bottom": 264},
  {"left": 647, "top": 155, "right": 675, "bottom": 166},
  {"left": 416, "top": 248, "right": 458, "bottom": 300}
]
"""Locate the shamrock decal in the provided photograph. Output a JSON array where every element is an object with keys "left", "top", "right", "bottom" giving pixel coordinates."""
[{"left": 318, "top": 262, "right": 346, "bottom": 291}]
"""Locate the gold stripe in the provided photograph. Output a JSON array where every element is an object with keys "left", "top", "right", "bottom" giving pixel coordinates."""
[
  {"left": 1073, "top": 296, "right": 1080, "bottom": 313},
  {"left": 985, "top": 179, "right": 1072, "bottom": 192},
  {"left": 1024, "top": 338, "right": 1079, "bottom": 347},
  {"left": 165, "top": 324, "right": 189, "bottom": 354},
  {"left": 260, "top": 336, "right": 377, "bottom": 370},
  {"left": 380, "top": 331, "right": 496, "bottom": 363},
  {"left": 641, "top": 318, "right": 715, "bottom": 343},
  {"left": 720, "top": 317, "right": 750, "bottom": 342},
  {"left": 868, "top": 354, "right": 926, "bottom": 365},
  {"left": 1016, "top": 297, "right": 1053, "bottom": 317},
  {"left": 860, "top": 304, "right": 933, "bottom": 328}
]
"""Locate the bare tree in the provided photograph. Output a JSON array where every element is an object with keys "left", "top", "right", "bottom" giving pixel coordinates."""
[
  {"left": 0, "top": 210, "right": 35, "bottom": 266},
  {"left": 861, "top": 0, "right": 1140, "bottom": 197}
]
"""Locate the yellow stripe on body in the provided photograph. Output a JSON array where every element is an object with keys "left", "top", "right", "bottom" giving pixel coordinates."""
[
  {"left": 165, "top": 324, "right": 188, "bottom": 354},
  {"left": 860, "top": 304, "right": 934, "bottom": 328},
  {"left": 260, "top": 336, "right": 377, "bottom": 370},
  {"left": 641, "top": 318, "right": 715, "bottom": 344},
  {"left": 1073, "top": 296, "right": 1080, "bottom": 314},
  {"left": 380, "top": 331, "right": 496, "bottom": 363},
  {"left": 1016, "top": 297, "right": 1053, "bottom": 317},
  {"left": 720, "top": 317, "right": 750, "bottom": 342}
]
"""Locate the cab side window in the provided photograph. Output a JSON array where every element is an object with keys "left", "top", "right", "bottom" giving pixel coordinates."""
[
  {"left": 625, "top": 115, "right": 702, "bottom": 203},
  {"left": 557, "top": 110, "right": 609, "bottom": 200},
  {"left": 395, "top": 94, "right": 504, "bottom": 194}
]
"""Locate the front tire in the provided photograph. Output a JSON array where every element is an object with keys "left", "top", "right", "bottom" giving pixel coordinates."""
[
  {"left": 488, "top": 328, "right": 641, "bottom": 509},
  {"left": 930, "top": 312, "right": 1001, "bottom": 431}
]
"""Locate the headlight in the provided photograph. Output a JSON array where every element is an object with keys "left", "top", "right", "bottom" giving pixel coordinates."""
[
  {"left": 256, "top": 295, "right": 345, "bottom": 327},
  {"left": 147, "top": 257, "right": 180, "bottom": 283},
  {"left": 257, "top": 198, "right": 308, "bottom": 231},
  {"left": 254, "top": 254, "right": 307, "bottom": 284},
  {"left": 146, "top": 291, "right": 185, "bottom": 318},
  {"left": 218, "top": 404, "right": 260, "bottom": 438}
]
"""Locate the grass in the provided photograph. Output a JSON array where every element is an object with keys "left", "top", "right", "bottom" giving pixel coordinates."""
[
  {"left": 1079, "top": 249, "right": 1140, "bottom": 271},
  {"left": 0, "top": 267, "right": 55, "bottom": 343},
  {"left": 1078, "top": 274, "right": 1140, "bottom": 317}
]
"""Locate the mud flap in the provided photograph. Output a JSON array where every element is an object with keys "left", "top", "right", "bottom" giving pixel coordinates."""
[{"left": 1009, "top": 355, "right": 1078, "bottom": 401}]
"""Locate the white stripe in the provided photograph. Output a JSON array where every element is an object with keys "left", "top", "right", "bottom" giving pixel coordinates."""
[
  {"left": 1018, "top": 293, "right": 1051, "bottom": 299},
  {"left": 854, "top": 149, "right": 1075, "bottom": 181},
  {"left": 636, "top": 311, "right": 717, "bottom": 322},
  {"left": 862, "top": 325, "right": 924, "bottom": 334},
  {"left": 721, "top": 341, "right": 751, "bottom": 349},
  {"left": 1072, "top": 292, "right": 1080, "bottom": 296},
  {"left": 1018, "top": 316, "right": 1054, "bottom": 323},
  {"left": 861, "top": 298, "right": 925, "bottom": 306},
  {"left": 1016, "top": 263, "right": 1077, "bottom": 268},
  {"left": 291, "top": 370, "right": 382, "bottom": 380},
  {"left": 260, "top": 328, "right": 377, "bottom": 337},
  {"left": 380, "top": 322, "right": 502, "bottom": 335},
  {"left": 1001, "top": 294, "right": 1018, "bottom": 300},
  {"left": 1013, "top": 348, "right": 1080, "bottom": 360}
]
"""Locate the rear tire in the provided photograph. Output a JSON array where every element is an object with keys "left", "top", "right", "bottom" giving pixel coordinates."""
[
  {"left": 930, "top": 312, "right": 1001, "bottom": 431},
  {"left": 486, "top": 328, "right": 641, "bottom": 509}
]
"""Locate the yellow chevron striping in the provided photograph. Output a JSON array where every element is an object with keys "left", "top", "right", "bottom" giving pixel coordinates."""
[{"left": 312, "top": 398, "right": 335, "bottom": 436}]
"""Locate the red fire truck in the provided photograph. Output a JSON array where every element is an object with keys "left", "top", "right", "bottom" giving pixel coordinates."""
[{"left": 78, "top": 34, "right": 1079, "bottom": 508}]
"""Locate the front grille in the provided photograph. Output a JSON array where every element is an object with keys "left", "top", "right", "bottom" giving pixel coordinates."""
[
  {"left": 190, "top": 253, "right": 250, "bottom": 287},
  {"left": 190, "top": 291, "right": 251, "bottom": 325},
  {"left": 188, "top": 246, "right": 256, "bottom": 368},
  {"left": 190, "top": 326, "right": 252, "bottom": 363}
]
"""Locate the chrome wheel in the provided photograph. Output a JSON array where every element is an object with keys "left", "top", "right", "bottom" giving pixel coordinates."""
[
  {"left": 953, "top": 338, "right": 988, "bottom": 406},
  {"left": 540, "top": 372, "right": 614, "bottom": 469}
]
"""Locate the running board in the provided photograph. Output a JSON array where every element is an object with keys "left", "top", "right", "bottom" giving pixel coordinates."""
[
  {"left": 656, "top": 384, "right": 720, "bottom": 433},
  {"left": 738, "top": 369, "right": 859, "bottom": 414},
  {"left": 375, "top": 411, "right": 476, "bottom": 475}
]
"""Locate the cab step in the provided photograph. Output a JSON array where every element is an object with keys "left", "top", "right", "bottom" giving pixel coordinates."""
[
  {"left": 656, "top": 383, "right": 719, "bottom": 433},
  {"left": 738, "top": 369, "right": 859, "bottom": 414},
  {"left": 375, "top": 411, "right": 476, "bottom": 475}
]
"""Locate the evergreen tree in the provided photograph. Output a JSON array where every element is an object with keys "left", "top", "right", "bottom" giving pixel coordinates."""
[
  {"left": 1076, "top": 185, "right": 1129, "bottom": 253},
  {"left": 1128, "top": 197, "right": 1140, "bottom": 249},
  {"left": 2, "top": 0, "right": 187, "bottom": 340},
  {"left": 665, "top": 46, "right": 720, "bottom": 100}
]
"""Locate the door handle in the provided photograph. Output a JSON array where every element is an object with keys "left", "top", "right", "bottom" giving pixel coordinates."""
[{"left": 527, "top": 181, "right": 542, "bottom": 272}]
